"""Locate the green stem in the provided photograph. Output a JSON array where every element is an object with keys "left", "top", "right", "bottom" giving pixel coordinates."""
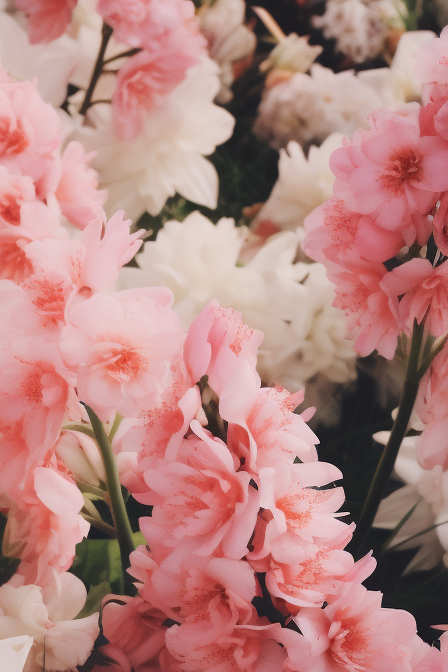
[
  {"left": 350, "top": 321, "right": 424, "bottom": 559},
  {"left": 84, "top": 405, "right": 135, "bottom": 577},
  {"left": 80, "top": 23, "right": 113, "bottom": 116},
  {"left": 102, "top": 47, "right": 141, "bottom": 65},
  {"left": 81, "top": 513, "right": 116, "bottom": 537}
]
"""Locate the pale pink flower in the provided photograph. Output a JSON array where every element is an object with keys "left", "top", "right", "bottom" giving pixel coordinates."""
[
  {"left": 14, "top": 0, "right": 76, "bottom": 44},
  {"left": 433, "top": 192, "right": 448, "bottom": 256},
  {"left": 0, "top": 168, "right": 35, "bottom": 227},
  {"left": 331, "top": 262, "right": 400, "bottom": 359},
  {"left": 139, "top": 421, "right": 260, "bottom": 560},
  {"left": 415, "top": 27, "right": 448, "bottom": 88},
  {"left": 294, "top": 583, "right": 425, "bottom": 672},
  {"left": 55, "top": 141, "right": 106, "bottom": 230},
  {"left": 97, "top": 0, "right": 197, "bottom": 50},
  {"left": 112, "top": 35, "right": 204, "bottom": 142},
  {"left": 0, "top": 76, "right": 61, "bottom": 197},
  {"left": 183, "top": 300, "right": 264, "bottom": 396},
  {"left": 60, "top": 287, "right": 186, "bottom": 421},
  {"left": 0, "top": 572, "right": 99, "bottom": 670},
  {"left": 381, "top": 258, "right": 448, "bottom": 338},
  {"left": 2, "top": 462, "right": 89, "bottom": 585},
  {"left": 166, "top": 621, "right": 287, "bottom": 672},
  {"left": 304, "top": 198, "right": 411, "bottom": 266},
  {"left": 220, "top": 363, "right": 318, "bottom": 473},
  {"left": 331, "top": 107, "right": 448, "bottom": 230}
]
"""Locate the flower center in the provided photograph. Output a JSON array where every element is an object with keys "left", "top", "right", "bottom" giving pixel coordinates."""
[
  {"left": 106, "top": 347, "right": 148, "bottom": 381},
  {"left": 380, "top": 149, "right": 423, "bottom": 194}
]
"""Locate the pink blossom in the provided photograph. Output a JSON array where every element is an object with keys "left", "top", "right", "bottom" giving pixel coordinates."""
[
  {"left": 381, "top": 258, "right": 448, "bottom": 338},
  {"left": 60, "top": 287, "right": 185, "bottom": 421},
  {"left": 15, "top": 0, "right": 76, "bottom": 43},
  {"left": 165, "top": 621, "right": 287, "bottom": 672},
  {"left": 97, "top": 0, "right": 197, "bottom": 50},
  {"left": 331, "top": 262, "right": 400, "bottom": 359},
  {"left": 220, "top": 364, "right": 319, "bottom": 473},
  {"left": 331, "top": 107, "right": 448, "bottom": 230},
  {"left": 112, "top": 35, "right": 204, "bottom": 142},
  {"left": 415, "top": 27, "right": 448, "bottom": 88},
  {"left": 139, "top": 421, "right": 260, "bottom": 560},
  {"left": 1, "top": 461, "right": 89, "bottom": 585},
  {"left": 433, "top": 192, "right": 448, "bottom": 255},
  {"left": 184, "top": 300, "right": 264, "bottom": 396},
  {"left": 294, "top": 583, "right": 425, "bottom": 672},
  {"left": 55, "top": 142, "right": 106, "bottom": 230},
  {"left": 0, "top": 76, "right": 61, "bottom": 197},
  {"left": 304, "top": 198, "right": 412, "bottom": 266}
]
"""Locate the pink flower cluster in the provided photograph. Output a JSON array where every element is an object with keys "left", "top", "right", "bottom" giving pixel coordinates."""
[
  {"left": 304, "top": 28, "right": 448, "bottom": 473},
  {"left": 85, "top": 300, "right": 438, "bottom": 671}
]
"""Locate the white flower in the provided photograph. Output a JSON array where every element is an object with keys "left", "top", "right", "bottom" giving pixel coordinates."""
[
  {"left": 254, "top": 134, "right": 343, "bottom": 231},
  {"left": 76, "top": 58, "right": 235, "bottom": 220},
  {"left": 119, "top": 212, "right": 356, "bottom": 398},
  {"left": 0, "top": 636, "right": 33, "bottom": 672},
  {"left": 312, "top": 0, "right": 406, "bottom": 64},
  {"left": 260, "top": 33, "right": 322, "bottom": 74},
  {"left": 0, "top": 11, "right": 77, "bottom": 106},
  {"left": 253, "top": 63, "right": 384, "bottom": 149},
  {"left": 373, "top": 431, "right": 448, "bottom": 573},
  {"left": 199, "top": 0, "right": 256, "bottom": 103},
  {"left": 0, "top": 572, "right": 99, "bottom": 672}
]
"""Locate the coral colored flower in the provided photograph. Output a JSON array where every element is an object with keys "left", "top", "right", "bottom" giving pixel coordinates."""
[
  {"left": 112, "top": 35, "right": 204, "bottom": 142},
  {"left": 15, "top": 0, "right": 76, "bottom": 44},
  {"left": 304, "top": 198, "right": 408, "bottom": 266},
  {"left": 140, "top": 421, "right": 260, "bottom": 560},
  {"left": 0, "top": 573, "right": 99, "bottom": 669},
  {"left": 331, "top": 262, "right": 399, "bottom": 359},
  {"left": 55, "top": 141, "right": 106, "bottom": 230},
  {"left": 381, "top": 258, "right": 448, "bottom": 338},
  {"left": 184, "top": 300, "right": 264, "bottom": 396},
  {"left": 60, "top": 287, "right": 186, "bottom": 421},
  {"left": 331, "top": 107, "right": 448, "bottom": 230},
  {"left": 295, "top": 583, "right": 425, "bottom": 672},
  {"left": 1, "top": 460, "right": 89, "bottom": 585}
]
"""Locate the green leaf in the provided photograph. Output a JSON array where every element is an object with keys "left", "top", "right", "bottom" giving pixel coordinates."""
[
  {"left": 71, "top": 532, "right": 145, "bottom": 595},
  {"left": 76, "top": 581, "right": 111, "bottom": 619}
]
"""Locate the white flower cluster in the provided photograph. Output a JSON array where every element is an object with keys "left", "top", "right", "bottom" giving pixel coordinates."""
[
  {"left": 118, "top": 212, "right": 357, "bottom": 402},
  {"left": 198, "top": 0, "right": 256, "bottom": 103},
  {"left": 312, "top": 0, "right": 407, "bottom": 64},
  {"left": 374, "top": 429, "right": 448, "bottom": 573},
  {"left": 253, "top": 134, "right": 343, "bottom": 232}
]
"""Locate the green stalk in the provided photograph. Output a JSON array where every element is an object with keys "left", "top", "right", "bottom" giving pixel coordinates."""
[
  {"left": 84, "top": 405, "right": 135, "bottom": 577},
  {"left": 350, "top": 321, "right": 424, "bottom": 559}
]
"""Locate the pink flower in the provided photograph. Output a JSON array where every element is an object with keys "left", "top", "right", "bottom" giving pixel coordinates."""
[
  {"left": 97, "top": 0, "right": 197, "bottom": 50},
  {"left": 112, "top": 34, "right": 204, "bottom": 142},
  {"left": 381, "top": 258, "right": 448, "bottom": 338},
  {"left": 331, "top": 107, "right": 448, "bottom": 230},
  {"left": 15, "top": 0, "right": 76, "bottom": 43},
  {"left": 295, "top": 583, "right": 425, "bottom": 672},
  {"left": 55, "top": 142, "right": 106, "bottom": 230},
  {"left": 304, "top": 198, "right": 412, "bottom": 266},
  {"left": 331, "top": 262, "right": 399, "bottom": 359},
  {"left": 184, "top": 300, "right": 264, "bottom": 396},
  {"left": 1, "top": 462, "right": 89, "bottom": 585},
  {"left": 415, "top": 27, "right": 448, "bottom": 88},
  {"left": 60, "top": 287, "right": 185, "bottom": 421},
  {"left": 433, "top": 192, "right": 448, "bottom": 255},
  {"left": 166, "top": 621, "right": 287, "bottom": 672},
  {"left": 139, "top": 421, "right": 260, "bottom": 560}
]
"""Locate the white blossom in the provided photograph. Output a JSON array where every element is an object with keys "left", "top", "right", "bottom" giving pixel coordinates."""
[
  {"left": 253, "top": 63, "right": 384, "bottom": 150},
  {"left": 0, "top": 572, "right": 99, "bottom": 672},
  {"left": 119, "top": 212, "right": 356, "bottom": 398},
  {"left": 312, "top": 0, "right": 406, "bottom": 64},
  {"left": 74, "top": 58, "right": 235, "bottom": 220},
  {"left": 373, "top": 431, "right": 448, "bottom": 573},
  {"left": 0, "top": 636, "right": 33, "bottom": 672},
  {"left": 260, "top": 33, "right": 322, "bottom": 74},
  {"left": 254, "top": 134, "right": 343, "bottom": 232},
  {"left": 199, "top": 0, "right": 256, "bottom": 103}
]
